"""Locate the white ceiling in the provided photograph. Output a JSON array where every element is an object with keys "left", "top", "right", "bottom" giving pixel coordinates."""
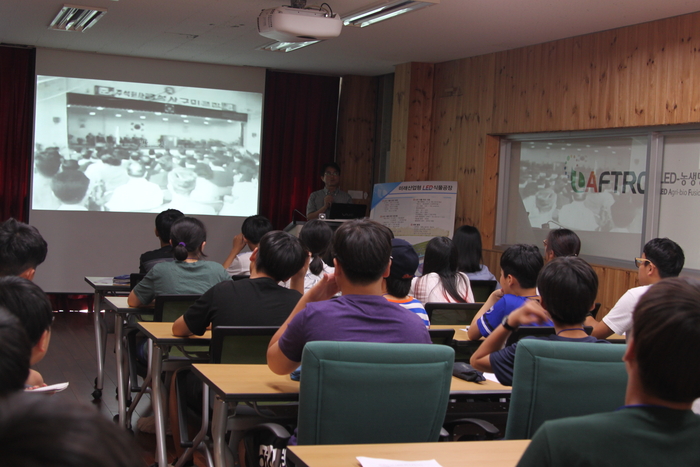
[{"left": 1, "top": 0, "right": 698, "bottom": 76}]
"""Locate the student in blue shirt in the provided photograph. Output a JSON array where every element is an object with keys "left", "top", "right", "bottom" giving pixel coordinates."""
[{"left": 468, "top": 244, "right": 545, "bottom": 340}]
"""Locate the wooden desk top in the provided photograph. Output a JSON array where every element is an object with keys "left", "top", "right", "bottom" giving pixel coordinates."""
[
  {"left": 192, "top": 364, "right": 510, "bottom": 402},
  {"left": 430, "top": 324, "right": 626, "bottom": 343},
  {"left": 136, "top": 321, "right": 211, "bottom": 343},
  {"left": 84, "top": 276, "right": 131, "bottom": 292},
  {"left": 287, "top": 440, "right": 530, "bottom": 467}
]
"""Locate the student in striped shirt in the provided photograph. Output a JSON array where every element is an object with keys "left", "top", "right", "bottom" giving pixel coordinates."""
[{"left": 383, "top": 238, "right": 429, "bottom": 327}]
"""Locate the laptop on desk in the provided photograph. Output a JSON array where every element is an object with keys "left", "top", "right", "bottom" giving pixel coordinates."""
[{"left": 327, "top": 202, "right": 367, "bottom": 220}]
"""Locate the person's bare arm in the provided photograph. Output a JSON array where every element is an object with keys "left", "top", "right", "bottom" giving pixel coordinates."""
[
  {"left": 467, "top": 289, "right": 504, "bottom": 340},
  {"left": 172, "top": 316, "right": 193, "bottom": 337},
  {"left": 26, "top": 369, "right": 46, "bottom": 388},
  {"left": 267, "top": 274, "right": 339, "bottom": 374},
  {"left": 591, "top": 319, "right": 614, "bottom": 339},
  {"left": 223, "top": 233, "right": 247, "bottom": 269},
  {"left": 127, "top": 290, "right": 143, "bottom": 307},
  {"left": 470, "top": 300, "right": 550, "bottom": 372}
]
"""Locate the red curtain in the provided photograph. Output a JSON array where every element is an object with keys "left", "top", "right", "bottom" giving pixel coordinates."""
[
  {"left": 0, "top": 46, "right": 35, "bottom": 222},
  {"left": 259, "top": 70, "right": 340, "bottom": 230}
]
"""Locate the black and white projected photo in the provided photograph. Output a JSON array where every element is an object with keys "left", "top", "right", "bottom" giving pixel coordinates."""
[{"left": 32, "top": 76, "right": 263, "bottom": 216}]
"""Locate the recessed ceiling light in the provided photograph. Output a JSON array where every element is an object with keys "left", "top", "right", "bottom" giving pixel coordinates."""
[
  {"left": 343, "top": 0, "right": 439, "bottom": 28},
  {"left": 49, "top": 5, "right": 107, "bottom": 32},
  {"left": 258, "top": 40, "right": 320, "bottom": 52},
  {"left": 115, "top": 113, "right": 121, "bottom": 117}
]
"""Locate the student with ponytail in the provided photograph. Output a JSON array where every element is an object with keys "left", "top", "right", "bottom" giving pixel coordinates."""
[
  {"left": 295, "top": 219, "right": 334, "bottom": 292},
  {"left": 128, "top": 216, "right": 230, "bottom": 306}
]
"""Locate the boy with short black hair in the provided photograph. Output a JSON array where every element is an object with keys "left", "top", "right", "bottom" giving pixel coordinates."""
[
  {"left": 51, "top": 169, "right": 90, "bottom": 210},
  {"left": 139, "top": 209, "right": 184, "bottom": 273},
  {"left": 592, "top": 237, "right": 684, "bottom": 338},
  {"left": 0, "top": 218, "right": 48, "bottom": 280},
  {"left": 267, "top": 219, "right": 431, "bottom": 375},
  {"left": 468, "top": 244, "right": 544, "bottom": 340},
  {"left": 517, "top": 277, "right": 700, "bottom": 466},
  {"left": 222, "top": 214, "right": 274, "bottom": 276},
  {"left": 383, "top": 238, "right": 428, "bottom": 327},
  {"left": 471, "top": 256, "right": 607, "bottom": 385},
  {"left": 0, "top": 276, "right": 54, "bottom": 387}
]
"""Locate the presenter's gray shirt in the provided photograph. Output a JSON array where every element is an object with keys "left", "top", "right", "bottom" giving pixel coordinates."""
[{"left": 306, "top": 188, "right": 353, "bottom": 215}]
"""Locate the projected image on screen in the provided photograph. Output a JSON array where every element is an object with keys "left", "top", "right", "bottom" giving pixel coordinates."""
[{"left": 32, "top": 76, "right": 262, "bottom": 216}]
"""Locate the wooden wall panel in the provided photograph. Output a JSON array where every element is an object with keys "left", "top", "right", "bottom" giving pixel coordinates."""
[
  {"left": 336, "top": 75, "right": 379, "bottom": 199},
  {"left": 387, "top": 11, "right": 700, "bottom": 314}
]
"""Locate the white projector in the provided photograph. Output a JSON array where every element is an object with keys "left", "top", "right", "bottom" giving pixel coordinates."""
[{"left": 258, "top": 6, "right": 342, "bottom": 42}]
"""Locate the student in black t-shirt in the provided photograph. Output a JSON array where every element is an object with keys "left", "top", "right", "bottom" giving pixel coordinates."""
[{"left": 138, "top": 209, "right": 184, "bottom": 274}]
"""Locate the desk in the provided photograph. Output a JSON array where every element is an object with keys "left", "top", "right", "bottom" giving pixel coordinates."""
[
  {"left": 137, "top": 321, "right": 211, "bottom": 467},
  {"left": 103, "top": 296, "right": 153, "bottom": 430},
  {"left": 430, "top": 324, "right": 627, "bottom": 343},
  {"left": 192, "top": 364, "right": 512, "bottom": 467},
  {"left": 84, "top": 276, "right": 130, "bottom": 400},
  {"left": 288, "top": 440, "right": 531, "bottom": 467}
]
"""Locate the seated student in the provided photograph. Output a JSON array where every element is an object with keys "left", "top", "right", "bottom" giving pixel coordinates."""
[
  {"left": 138, "top": 209, "right": 184, "bottom": 273},
  {"left": 0, "top": 309, "right": 31, "bottom": 397},
  {"left": 468, "top": 244, "right": 545, "bottom": 340},
  {"left": 592, "top": 237, "right": 684, "bottom": 338},
  {"left": 295, "top": 219, "right": 335, "bottom": 291},
  {"left": 383, "top": 238, "right": 429, "bottom": 327},
  {"left": 0, "top": 392, "right": 142, "bottom": 467},
  {"left": 0, "top": 276, "right": 54, "bottom": 388},
  {"left": 543, "top": 228, "right": 580, "bottom": 262},
  {"left": 453, "top": 225, "right": 499, "bottom": 283},
  {"left": 173, "top": 231, "right": 308, "bottom": 336},
  {"left": 222, "top": 215, "right": 273, "bottom": 276},
  {"left": 470, "top": 256, "right": 607, "bottom": 386},
  {"left": 128, "top": 216, "right": 230, "bottom": 307},
  {"left": 51, "top": 168, "right": 90, "bottom": 210},
  {"left": 0, "top": 218, "right": 48, "bottom": 280},
  {"left": 517, "top": 277, "right": 700, "bottom": 467},
  {"left": 411, "top": 236, "right": 474, "bottom": 303},
  {"left": 267, "top": 219, "right": 431, "bottom": 376}
]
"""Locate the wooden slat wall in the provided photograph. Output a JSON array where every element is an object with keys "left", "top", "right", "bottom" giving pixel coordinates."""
[
  {"left": 336, "top": 75, "right": 379, "bottom": 199},
  {"left": 387, "top": 11, "right": 700, "bottom": 317}
]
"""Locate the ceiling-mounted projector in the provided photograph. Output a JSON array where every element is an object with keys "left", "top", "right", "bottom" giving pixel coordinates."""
[{"left": 258, "top": 6, "right": 342, "bottom": 42}]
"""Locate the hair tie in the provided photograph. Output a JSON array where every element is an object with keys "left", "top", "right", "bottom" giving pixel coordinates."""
[{"left": 178, "top": 242, "right": 186, "bottom": 247}]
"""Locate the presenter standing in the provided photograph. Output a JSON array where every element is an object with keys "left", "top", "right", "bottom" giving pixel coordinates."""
[{"left": 306, "top": 162, "right": 353, "bottom": 220}]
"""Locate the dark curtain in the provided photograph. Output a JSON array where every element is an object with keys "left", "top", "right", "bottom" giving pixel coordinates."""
[
  {"left": 0, "top": 46, "right": 35, "bottom": 222},
  {"left": 259, "top": 70, "right": 340, "bottom": 230}
]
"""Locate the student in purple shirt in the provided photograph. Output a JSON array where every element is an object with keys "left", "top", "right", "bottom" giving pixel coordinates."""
[{"left": 267, "top": 219, "right": 431, "bottom": 375}]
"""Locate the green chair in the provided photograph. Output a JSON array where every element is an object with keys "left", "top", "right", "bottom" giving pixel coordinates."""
[
  {"left": 504, "top": 339, "right": 628, "bottom": 440},
  {"left": 428, "top": 328, "right": 455, "bottom": 346},
  {"left": 469, "top": 280, "right": 498, "bottom": 302},
  {"left": 425, "top": 302, "right": 483, "bottom": 325},
  {"left": 296, "top": 341, "right": 455, "bottom": 445}
]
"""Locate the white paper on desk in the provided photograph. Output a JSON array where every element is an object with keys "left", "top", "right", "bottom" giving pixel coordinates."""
[
  {"left": 482, "top": 372, "right": 499, "bottom": 383},
  {"left": 25, "top": 382, "right": 69, "bottom": 394},
  {"left": 357, "top": 457, "right": 443, "bottom": 467}
]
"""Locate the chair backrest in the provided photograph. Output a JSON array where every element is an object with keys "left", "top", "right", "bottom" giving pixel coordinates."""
[
  {"left": 297, "top": 341, "right": 454, "bottom": 445},
  {"left": 129, "top": 273, "right": 145, "bottom": 290},
  {"left": 209, "top": 326, "right": 279, "bottom": 364},
  {"left": 428, "top": 328, "right": 455, "bottom": 345},
  {"left": 505, "top": 339, "right": 628, "bottom": 440},
  {"left": 505, "top": 325, "right": 594, "bottom": 346},
  {"left": 469, "top": 280, "right": 498, "bottom": 302},
  {"left": 425, "top": 302, "right": 483, "bottom": 325},
  {"left": 153, "top": 294, "right": 201, "bottom": 322}
]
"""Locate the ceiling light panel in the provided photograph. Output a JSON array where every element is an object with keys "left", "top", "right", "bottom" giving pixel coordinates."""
[{"left": 49, "top": 4, "right": 107, "bottom": 32}]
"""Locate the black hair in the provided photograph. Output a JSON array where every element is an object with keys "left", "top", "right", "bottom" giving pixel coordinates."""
[
  {"left": 35, "top": 149, "right": 61, "bottom": 177},
  {"left": 632, "top": 277, "right": 700, "bottom": 403},
  {"left": 0, "top": 276, "right": 53, "bottom": 347},
  {"left": 643, "top": 238, "right": 684, "bottom": 278},
  {"left": 51, "top": 169, "right": 90, "bottom": 204},
  {"left": 194, "top": 163, "right": 214, "bottom": 180},
  {"left": 385, "top": 275, "right": 411, "bottom": 298},
  {"left": 545, "top": 228, "right": 581, "bottom": 257},
  {"left": 0, "top": 393, "right": 142, "bottom": 467},
  {"left": 453, "top": 225, "right": 484, "bottom": 273},
  {"left": 155, "top": 209, "right": 184, "bottom": 243},
  {"left": 320, "top": 162, "right": 341, "bottom": 177},
  {"left": 0, "top": 218, "right": 48, "bottom": 277},
  {"left": 241, "top": 215, "right": 274, "bottom": 245},
  {"left": 421, "top": 237, "right": 468, "bottom": 303},
  {"left": 332, "top": 219, "right": 392, "bottom": 285},
  {"left": 170, "top": 217, "right": 207, "bottom": 261},
  {"left": 537, "top": 257, "right": 598, "bottom": 325},
  {"left": 255, "top": 231, "right": 308, "bottom": 282},
  {"left": 0, "top": 309, "right": 31, "bottom": 397},
  {"left": 299, "top": 220, "right": 333, "bottom": 276},
  {"left": 500, "top": 244, "right": 544, "bottom": 289}
]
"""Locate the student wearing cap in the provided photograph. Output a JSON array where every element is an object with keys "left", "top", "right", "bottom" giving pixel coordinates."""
[{"left": 383, "top": 238, "right": 429, "bottom": 327}]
